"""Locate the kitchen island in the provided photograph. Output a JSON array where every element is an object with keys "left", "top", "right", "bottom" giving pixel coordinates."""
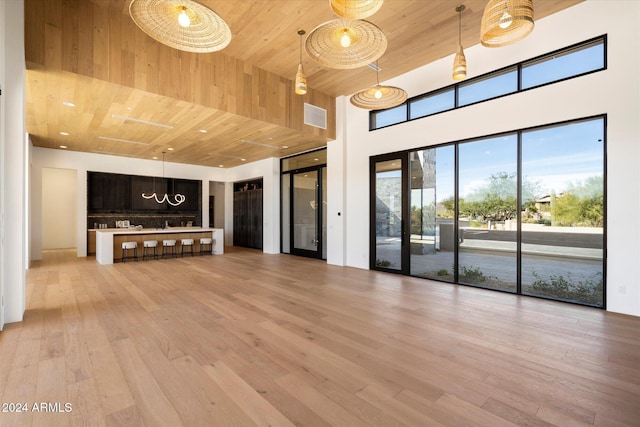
[{"left": 95, "top": 227, "right": 224, "bottom": 264}]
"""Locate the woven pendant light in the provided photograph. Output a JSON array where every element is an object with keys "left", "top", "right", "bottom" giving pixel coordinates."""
[
  {"left": 452, "top": 5, "right": 467, "bottom": 81},
  {"left": 350, "top": 62, "right": 407, "bottom": 110},
  {"left": 129, "top": 0, "right": 232, "bottom": 53},
  {"left": 305, "top": 19, "right": 387, "bottom": 69},
  {"left": 295, "top": 30, "right": 307, "bottom": 95},
  {"left": 330, "top": 0, "right": 384, "bottom": 20},
  {"left": 480, "top": 0, "right": 534, "bottom": 48}
]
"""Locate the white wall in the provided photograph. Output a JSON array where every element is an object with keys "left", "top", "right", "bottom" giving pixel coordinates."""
[
  {"left": 0, "top": 0, "right": 5, "bottom": 330},
  {"left": 1, "top": 0, "right": 26, "bottom": 326},
  {"left": 42, "top": 168, "right": 77, "bottom": 249},
  {"left": 30, "top": 148, "right": 228, "bottom": 260},
  {"left": 338, "top": 0, "right": 640, "bottom": 316},
  {"left": 326, "top": 97, "right": 347, "bottom": 266}
]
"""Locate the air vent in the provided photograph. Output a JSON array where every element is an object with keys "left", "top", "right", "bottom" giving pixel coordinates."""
[{"left": 304, "top": 103, "right": 327, "bottom": 129}]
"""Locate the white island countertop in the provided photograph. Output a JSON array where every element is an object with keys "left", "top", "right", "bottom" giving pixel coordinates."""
[
  {"left": 95, "top": 226, "right": 213, "bottom": 234},
  {"left": 95, "top": 227, "right": 223, "bottom": 264}
]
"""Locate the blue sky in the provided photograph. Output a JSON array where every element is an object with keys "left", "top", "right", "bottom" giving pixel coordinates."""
[{"left": 426, "top": 117, "right": 604, "bottom": 200}]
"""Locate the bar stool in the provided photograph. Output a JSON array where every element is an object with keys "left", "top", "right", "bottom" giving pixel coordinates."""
[
  {"left": 121, "top": 241, "right": 138, "bottom": 263},
  {"left": 162, "top": 239, "right": 177, "bottom": 258},
  {"left": 142, "top": 240, "right": 158, "bottom": 260},
  {"left": 181, "top": 239, "right": 194, "bottom": 257},
  {"left": 199, "top": 237, "right": 213, "bottom": 255}
]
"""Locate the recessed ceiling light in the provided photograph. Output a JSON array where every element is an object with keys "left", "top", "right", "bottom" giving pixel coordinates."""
[
  {"left": 167, "top": 147, "right": 174, "bottom": 151},
  {"left": 127, "top": 106, "right": 133, "bottom": 110},
  {"left": 59, "top": 131, "right": 69, "bottom": 136},
  {"left": 314, "top": 158, "right": 319, "bottom": 161},
  {"left": 62, "top": 101, "right": 75, "bottom": 107},
  {"left": 199, "top": 129, "right": 208, "bottom": 133},
  {"left": 282, "top": 145, "right": 289, "bottom": 149},
  {"left": 219, "top": 164, "right": 224, "bottom": 168},
  {"left": 59, "top": 145, "right": 68, "bottom": 149},
  {"left": 152, "top": 156, "right": 158, "bottom": 160},
  {"left": 241, "top": 158, "right": 246, "bottom": 161}
]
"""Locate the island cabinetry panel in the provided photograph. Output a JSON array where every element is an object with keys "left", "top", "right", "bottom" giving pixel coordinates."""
[{"left": 87, "top": 230, "right": 96, "bottom": 255}]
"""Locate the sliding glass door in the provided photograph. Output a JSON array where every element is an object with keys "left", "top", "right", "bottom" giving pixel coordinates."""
[
  {"left": 457, "top": 135, "right": 518, "bottom": 291},
  {"left": 409, "top": 146, "right": 455, "bottom": 280},
  {"left": 370, "top": 116, "right": 605, "bottom": 307},
  {"left": 520, "top": 119, "right": 605, "bottom": 305}
]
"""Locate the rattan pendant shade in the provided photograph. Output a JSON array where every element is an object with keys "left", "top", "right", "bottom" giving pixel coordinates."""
[
  {"left": 330, "top": 0, "right": 384, "bottom": 20},
  {"left": 350, "top": 63, "right": 407, "bottom": 110},
  {"left": 350, "top": 85, "right": 407, "bottom": 110},
  {"left": 305, "top": 19, "right": 387, "bottom": 69},
  {"left": 452, "top": 5, "right": 467, "bottom": 81},
  {"left": 480, "top": 0, "right": 534, "bottom": 48},
  {"left": 129, "top": 0, "right": 232, "bottom": 53}
]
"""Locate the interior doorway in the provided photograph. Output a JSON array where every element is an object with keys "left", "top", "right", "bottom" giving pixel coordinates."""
[{"left": 42, "top": 168, "right": 77, "bottom": 250}]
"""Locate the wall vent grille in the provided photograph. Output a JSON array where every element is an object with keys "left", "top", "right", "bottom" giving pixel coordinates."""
[{"left": 304, "top": 103, "right": 327, "bottom": 129}]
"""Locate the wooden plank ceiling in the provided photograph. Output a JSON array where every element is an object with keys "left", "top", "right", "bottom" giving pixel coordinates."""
[{"left": 25, "top": 0, "right": 583, "bottom": 168}]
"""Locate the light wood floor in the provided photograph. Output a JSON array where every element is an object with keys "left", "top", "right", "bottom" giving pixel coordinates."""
[{"left": 1, "top": 248, "right": 639, "bottom": 427}]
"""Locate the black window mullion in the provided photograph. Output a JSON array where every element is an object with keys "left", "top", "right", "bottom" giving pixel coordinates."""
[
  {"left": 516, "top": 131, "right": 523, "bottom": 295},
  {"left": 453, "top": 143, "right": 459, "bottom": 283}
]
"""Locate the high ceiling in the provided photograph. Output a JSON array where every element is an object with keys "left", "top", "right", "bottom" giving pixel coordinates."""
[{"left": 25, "top": 0, "right": 582, "bottom": 168}]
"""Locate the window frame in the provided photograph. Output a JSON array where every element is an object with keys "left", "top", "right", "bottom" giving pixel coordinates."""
[{"left": 370, "top": 35, "right": 607, "bottom": 131}]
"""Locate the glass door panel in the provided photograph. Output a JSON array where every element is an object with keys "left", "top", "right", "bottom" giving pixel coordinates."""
[
  {"left": 372, "top": 157, "right": 407, "bottom": 272},
  {"left": 458, "top": 135, "right": 518, "bottom": 291},
  {"left": 292, "top": 170, "right": 320, "bottom": 257},
  {"left": 520, "top": 118, "right": 604, "bottom": 306},
  {"left": 410, "top": 146, "right": 455, "bottom": 280}
]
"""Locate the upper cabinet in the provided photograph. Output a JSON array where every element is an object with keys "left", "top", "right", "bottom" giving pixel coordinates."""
[
  {"left": 88, "top": 172, "right": 131, "bottom": 211},
  {"left": 87, "top": 172, "right": 201, "bottom": 214}
]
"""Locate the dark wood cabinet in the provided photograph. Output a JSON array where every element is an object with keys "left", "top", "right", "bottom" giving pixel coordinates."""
[
  {"left": 233, "top": 186, "right": 263, "bottom": 250},
  {"left": 168, "top": 179, "right": 200, "bottom": 212},
  {"left": 88, "top": 172, "right": 130, "bottom": 211}
]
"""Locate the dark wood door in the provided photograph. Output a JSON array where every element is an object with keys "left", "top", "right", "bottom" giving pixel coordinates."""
[{"left": 233, "top": 188, "right": 263, "bottom": 250}]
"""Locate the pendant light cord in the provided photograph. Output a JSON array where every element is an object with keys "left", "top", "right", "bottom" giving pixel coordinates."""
[
  {"left": 456, "top": 4, "right": 465, "bottom": 46},
  {"left": 458, "top": 7, "right": 461, "bottom": 45}
]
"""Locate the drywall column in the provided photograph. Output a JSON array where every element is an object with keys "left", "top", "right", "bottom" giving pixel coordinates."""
[
  {"left": 327, "top": 96, "right": 347, "bottom": 266},
  {"left": 1, "top": 0, "right": 26, "bottom": 325}
]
